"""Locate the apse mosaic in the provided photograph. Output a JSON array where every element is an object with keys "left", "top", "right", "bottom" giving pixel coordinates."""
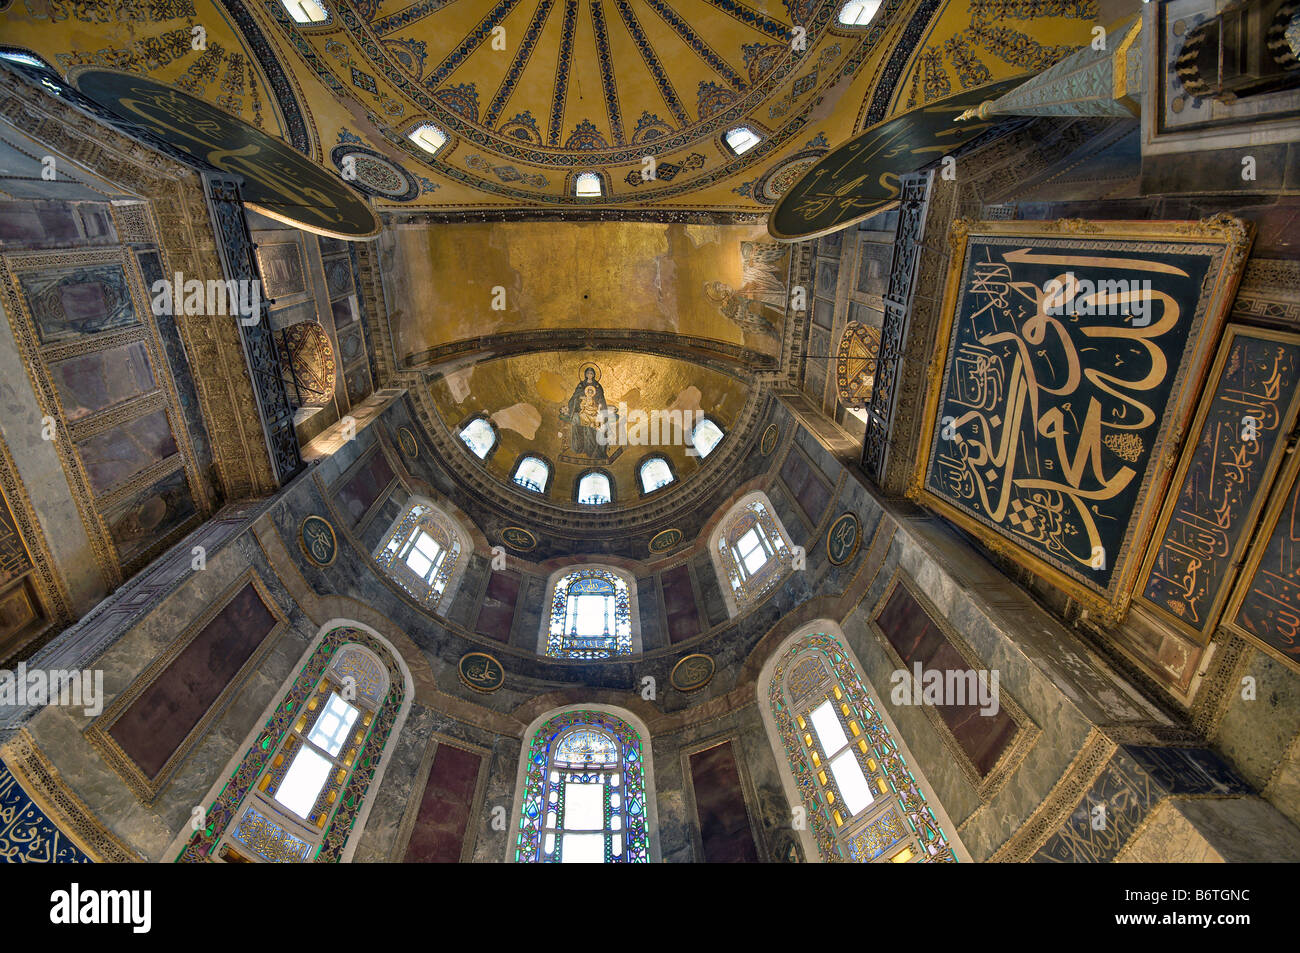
[{"left": 428, "top": 350, "right": 749, "bottom": 503}]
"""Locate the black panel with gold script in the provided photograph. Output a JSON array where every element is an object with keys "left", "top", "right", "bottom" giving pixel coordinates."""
[
  {"left": 911, "top": 218, "right": 1250, "bottom": 620},
  {"left": 768, "top": 78, "right": 1025, "bottom": 242},
  {"left": 1138, "top": 327, "right": 1300, "bottom": 642},
  {"left": 71, "top": 70, "right": 379, "bottom": 239}
]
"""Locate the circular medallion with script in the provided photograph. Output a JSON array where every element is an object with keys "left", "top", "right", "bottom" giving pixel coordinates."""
[
  {"left": 397, "top": 427, "right": 419, "bottom": 458},
  {"left": 649, "top": 528, "right": 684, "bottom": 554},
  {"left": 300, "top": 515, "right": 338, "bottom": 567},
  {"left": 501, "top": 526, "right": 538, "bottom": 552},
  {"left": 670, "top": 654, "right": 715, "bottom": 692},
  {"left": 760, "top": 424, "right": 779, "bottom": 456},
  {"left": 826, "top": 512, "right": 862, "bottom": 566},
  {"left": 458, "top": 652, "right": 505, "bottom": 693}
]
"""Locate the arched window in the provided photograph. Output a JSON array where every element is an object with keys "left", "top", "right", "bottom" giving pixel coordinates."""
[
  {"left": 513, "top": 455, "right": 550, "bottom": 493},
  {"left": 709, "top": 490, "right": 795, "bottom": 615},
  {"left": 542, "top": 567, "right": 636, "bottom": 658},
  {"left": 459, "top": 417, "right": 496, "bottom": 459},
  {"left": 512, "top": 709, "right": 652, "bottom": 863},
  {"left": 577, "top": 470, "right": 612, "bottom": 504},
  {"left": 639, "top": 455, "right": 675, "bottom": 493},
  {"left": 692, "top": 417, "right": 725, "bottom": 458},
  {"left": 374, "top": 500, "right": 467, "bottom": 611},
  {"left": 178, "top": 627, "right": 409, "bottom": 863},
  {"left": 760, "top": 624, "right": 960, "bottom": 863},
  {"left": 837, "top": 0, "right": 881, "bottom": 26}
]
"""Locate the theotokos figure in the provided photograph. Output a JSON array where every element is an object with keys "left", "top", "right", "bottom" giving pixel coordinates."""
[{"left": 561, "top": 366, "right": 610, "bottom": 459}]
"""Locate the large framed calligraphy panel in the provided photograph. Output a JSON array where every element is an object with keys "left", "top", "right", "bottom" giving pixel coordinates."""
[
  {"left": 1225, "top": 451, "right": 1300, "bottom": 675},
  {"left": 911, "top": 218, "right": 1250, "bottom": 620},
  {"left": 1137, "top": 327, "right": 1300, "bottom": 643}
]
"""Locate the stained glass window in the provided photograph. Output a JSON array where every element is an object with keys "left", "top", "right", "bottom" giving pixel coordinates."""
[
  {"left": 639, "top": 456, "right": 674, "bottom": 493},
  {"left": 459, "top": 417, "right": 496, "bottom": 459},
  {"left": 179, "top": 634, "right": 402, "bottom": 863},
  {"left": 577, "top": 471, "right": 612, "bottom": 504},
  {"left": 766, "top": 630, "right": 957, "bottom": 863},
  {"left": 375, "top": 502, "right": 465, "bottom": 609},
  {"left": 692, "top": 417, "right": 725, "bottom": 458},
  {"left": 713, "top": 493, "right": 793, "bottom": 612},
  {"left": 513, "top": 455, "right": 550, "bottom": 493},
  {"left": 514, "top": 710, "right": 649, "bottom": 863},
  {"left": 546, "top": 568, "right": 634, "bottom": 659}
]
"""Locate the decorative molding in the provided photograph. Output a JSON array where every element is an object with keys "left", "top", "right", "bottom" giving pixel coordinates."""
[
  {"left": 0, "top": 729, "right": 143, "bottom": 863},
  {"left": 84, "top": 570, "right": 287, "bottom": 804},
  {"left": 0, "top": 67, "right": 278, "bottom": 499},
  {"left": 986, "top": 729, "right": 1117, "bottom": 862}
]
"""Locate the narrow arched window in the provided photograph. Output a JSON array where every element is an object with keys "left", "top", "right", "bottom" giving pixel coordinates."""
[
  {"left": 179, "top": 630, "right": 407, "bottom": 863},
  {"left": 710, "top": 491, "right": 795, "bottom": 614},
  {"left": 577, "top": 471, "right": 612, "bottom": 504},
  {"left": 639, "top": 455, "right": 674, "bottom": 493},
  {"left": 513, "top": 710, "right": 650, "bottom": 863},
  {"left": 837, "top": 0, "right": 881, "bottom": 25},
  {"left": 761, "top": 626, "right": 959, "bottom": 863},
  {"left": 544, "top": 568, "right": 634, "bottom": 658},
  {"left": 374, "top": 501, "right": 467, "bottom": 610},
  {"left": 459, "top": 417, "right": 496, "bottom": 459},
  {"left": 513, "top": 455, "right": 550, "bottom": 493},
  {"left": 692, "top": 417, "right": 725, "bottom": 458}
]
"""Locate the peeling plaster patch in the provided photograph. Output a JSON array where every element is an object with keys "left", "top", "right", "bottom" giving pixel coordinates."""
[
  {"left": 492, "top": 402, "right": 542, "bottom": 439},
  {"left": 669, "top": 385, "right": 703, "bottom": 414},
  {"left": 444, "top": 365, "right": 475, "bottom": 403}
]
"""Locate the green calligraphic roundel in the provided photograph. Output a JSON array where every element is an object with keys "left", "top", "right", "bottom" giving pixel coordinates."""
[
  {"left": 826, "top": 512, "right": 861, "bottom": 566},
  {"left": 458, "top": 652, "right": 505, "bottom": 693},
  {"left": 670, "top": 654, "right": 714, "bottom": 692},
  {"left": 501, "top": 526, "right": 537, "bottom": 552},
  {"left": 649, "top": 528, "right": 684, "bottom": 554},
  {"left": 768, "top": 78, "right": 1027, "bottom": 242},
  {"left": 397, "top": 427, "right": 419, "bottom": 458},
  {"left": 760, "top": 424, "right": 779, "bottom": 456},
  {"left": 300, "top": 515, "right": 337, "bottom": 567},
  {"left": 72, "top": 70, "right": 380, "bottom": 239}
]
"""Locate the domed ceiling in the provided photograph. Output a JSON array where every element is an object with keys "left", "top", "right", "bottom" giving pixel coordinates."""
[{"left": 2, "top": 0, "right": 1098, "bottom": 216}]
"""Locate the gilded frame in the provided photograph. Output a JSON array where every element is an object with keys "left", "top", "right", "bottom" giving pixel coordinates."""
[
  {"left": 1133, "top": 325, "right": 1300, "bottom": 644},
  {"left": 84, "top": 569, "right": 288, "bottom": 803},
  {"left": 909, "top": 217, "right": 1251, "bottom": 623},
  {"left": 868, "top": 568, "right": 1040, "bottom": 800},
  {"left": 1222, "top": 447, "right": 1300, "bottom": 675}
]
